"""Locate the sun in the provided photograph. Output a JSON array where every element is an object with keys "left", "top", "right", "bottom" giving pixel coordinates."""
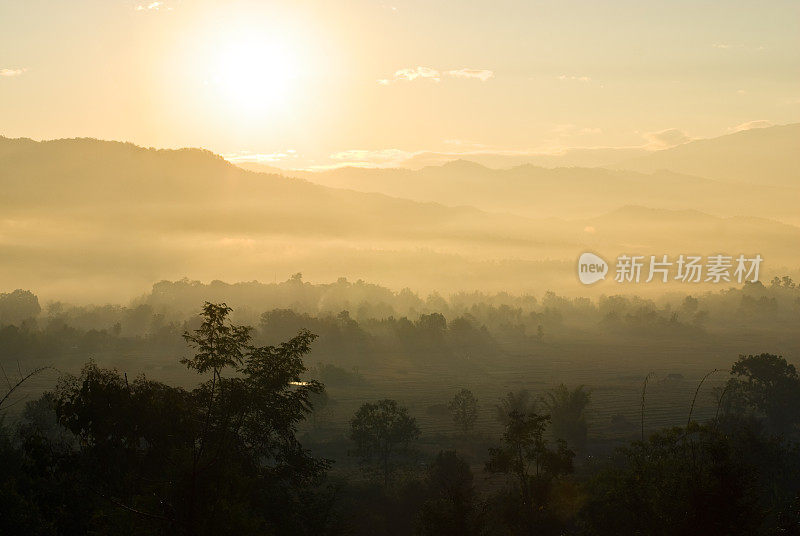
[{"left": 210, "top": 36, "right": 297, "bottom": 115}]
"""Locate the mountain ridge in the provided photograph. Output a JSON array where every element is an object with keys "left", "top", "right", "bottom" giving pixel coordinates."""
[{"left": 1, "top": 135, "right": 797, "bottom": 301}]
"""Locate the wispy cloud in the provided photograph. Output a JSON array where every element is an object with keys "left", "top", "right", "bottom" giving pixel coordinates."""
[
  {"left": 445, "top": 69, "right": 494, "bottom": 82},
  {"left": 395, "top": 66, "right": 441, "bottom": 82},
  {"left": 557, "top": 74, "right": 591, "bottom": 82},
  {"left": 223, "top": 150, "right": 300, "bottom": 164},
  {"left": 378, "top": 66, "right": 494, "bottom": 85},
  {"left": 328, "top": 149, "right": 415, "bottom": 168},
  {"left": 729, "top": 120, "right": 773, "bottom": 133},
  {"left": 0, "top": 68, "right": 26, "bottom": 78},
  {"left": 712, "top": 43, "right": 766, "bottom": 51},
  {"left": 228, "top": 122, "right": 759, "bottom": 172},
  {"left": 642, "top": 128, "right": 692, "bottom": 149},
  {"left": 135, "top": 1, "right": 171, "bottom": 11}
]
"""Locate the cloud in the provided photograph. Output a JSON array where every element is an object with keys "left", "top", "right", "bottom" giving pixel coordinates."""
[
  {"left": 712, "top": 43, "right": 766, "bottom": 51},
  {"left": 445, "top": 68, "right": 494, "bottom": 82},
  {"left": 223, "top": 150, "right": 299, "bottom": 164},
  {"left": 313, "top": 145, "right": 650, "bottom": 171},
  {"left": 135, "top": 1, "right": 171, "bottom": 11},
  {"left": 557, "top": 74, "right": 591, "bottom": 82},
  {"left": 378, "top": 66, "right": 494, "bottom": 85},
  {"left": 729, "top": 120, "right": 773, "bottom": 133},
  {"left": 328, "top": 148, "right": 415, "bottom": 168},
  {"left": 0, "top": 68, "right": 26, "bottom": 78},
  {"left": 642, "top": 128, "right": 692, "bottom": 149},
  {"left": 393, "top": 66, "right": 441, "bottom": 83}
]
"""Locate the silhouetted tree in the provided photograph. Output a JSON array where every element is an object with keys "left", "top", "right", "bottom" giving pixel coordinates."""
[
  {"left": 0, "top": 289, "right": 41, "bottom": 326},
  {"left": 417, "top": 450, "right": 481, "bottom": 535},
  {"left": 349, "top": 399, "right": 420, "bottom": 486},
  {"left": 448, "top": 388, "right": 478, "bottom": 434},
  {"left": 722, "top": 353, "right": 800, "bottom": 437},
  {"left": 485, "top": 410, "right": 574, "bottom": 534},
  {"left": 50, "top": 302, "right": 331, "bottom": 535},
  {"left": 579, "top": 424, "right": 764, "bottom": 536},
  {"left": 542, "top": 384, "right": 590, "bottom": 452},
  {"left": 495, "top": 389, "right": 536, "bottom": 425}
]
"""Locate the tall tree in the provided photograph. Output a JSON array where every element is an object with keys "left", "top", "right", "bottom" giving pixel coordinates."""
[
  {"left": 723, "top": 353, "right": 800, "bottom": 437},
  {"left": 418, "top": 450, "right": 481, "bottom": 536},
  {"left": 448, "top": 388, "right": 478, "bottom": 434},
  {"left": 542, "top": 384, "right": 591, "bottom": 452},
  {"left": 0, "top": 289, "right": 41, "bottom": 326},
  {"left": 495, "top": 389, "right": 537, "bottom": 425},
  {"left": 52, "top": 302, "right": 331, "bottom": 535},
  {"left": 485, "top": 410, "right": 574, "bottom": 534},
  {"left": 349, "top": 399, "right": 420, "bottom": 486}
]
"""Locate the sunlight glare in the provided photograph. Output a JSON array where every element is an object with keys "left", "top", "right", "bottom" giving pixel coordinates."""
[{"left": 211, "top": 37, "right": 297, "bottom": 115}]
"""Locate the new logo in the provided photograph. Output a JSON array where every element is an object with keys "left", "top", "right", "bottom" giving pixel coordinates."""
[{"left": 578, "top": 252, "right": 608, "bottom": 285}]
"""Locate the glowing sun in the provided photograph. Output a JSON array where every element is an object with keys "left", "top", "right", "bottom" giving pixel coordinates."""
[{"left": 210, "top": 37, "right": 297, "bottom": 115}]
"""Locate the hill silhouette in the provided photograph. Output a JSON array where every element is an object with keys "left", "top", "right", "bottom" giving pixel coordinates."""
[
  {"left": 0, "top": 136, "right": 796, "bottom": 301},
  {"left": 613, "top": 123, "right": 800, "bottom": 187},
  {"left": 237, "top": 124, "right": 798, "bottom": 223}
]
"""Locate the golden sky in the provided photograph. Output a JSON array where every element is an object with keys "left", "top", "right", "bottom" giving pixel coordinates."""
[{"left": 1, "top": 0, "right": 798, "bottom": 169}]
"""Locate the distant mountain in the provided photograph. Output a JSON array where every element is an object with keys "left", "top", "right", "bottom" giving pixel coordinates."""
[
  {"left": 267, "top": 159, "right": 799, "bottom": 224},
  {"left": 0, "top": 137, "right": 796, "bottom": 301},
  {"left": 0, "top": 137, "right": 537, "bottom": 241},
  {"left": 0, "top": 137, "right": 565, "bottom": 299},
  {"left": 397, "top": 146, "right": 651, "bottom": 169},
  {"left": 612, "top": 123, "right": 800, "bottom": 187},
  {"left": 235, "top": 147, "right": 652, "bottom": 173}
]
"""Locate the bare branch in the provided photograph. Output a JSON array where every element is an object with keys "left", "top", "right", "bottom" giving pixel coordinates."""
[
  {"left": 0, "top": 366, "right": 51, "bottom": 411},
  {"left": 89, "top": 487, "right": 176, "bottom": 525},
  {"left": 0, "top": 363, "right": 12, "bottom": 391}
]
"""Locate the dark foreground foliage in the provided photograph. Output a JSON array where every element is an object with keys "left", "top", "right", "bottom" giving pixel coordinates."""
[
  {"left": 2, "top": 304, "right": 799, "bottom": 536},
  {"left": 1, "top": 303, "right": 333, "bottom": 535}
]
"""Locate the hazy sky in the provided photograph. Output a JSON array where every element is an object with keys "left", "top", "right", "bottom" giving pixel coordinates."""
[{"left": 1, "top": 0, "right": 798, "bottom": 168}]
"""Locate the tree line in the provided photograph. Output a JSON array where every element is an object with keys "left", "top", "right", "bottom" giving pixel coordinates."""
[{"left": 1, "top": 302, "right": 799, "bottom": 534}]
